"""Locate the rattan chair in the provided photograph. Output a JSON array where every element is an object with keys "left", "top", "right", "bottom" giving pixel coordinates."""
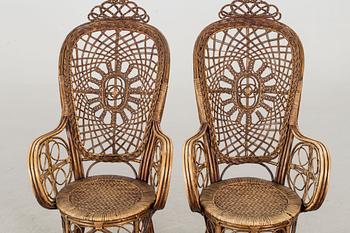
[
  {"left": 28, "top": 1, "right": 172, "bottom": 232},
  {"left": 183, "top": 1, "right": 330, "bottom": 232}
]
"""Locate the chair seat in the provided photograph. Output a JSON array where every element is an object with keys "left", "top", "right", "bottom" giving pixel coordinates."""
[
  {"left": 57, "top": 175, "right": 155, "bottom": 222},
  {"left": 200, "top": 177, "right": 301, "bottom": 228}
]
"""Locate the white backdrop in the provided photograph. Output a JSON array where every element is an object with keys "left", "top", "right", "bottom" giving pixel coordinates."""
[{"left": 0, "top": 0, "right": 349, "bottom": 232}]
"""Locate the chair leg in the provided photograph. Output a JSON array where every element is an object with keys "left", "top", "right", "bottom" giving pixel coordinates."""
[
  {"left": 291, "top": 220, "right": 298, "bottom": 233},
  {"left": 73, "top": 226, "right": 84, "bottom": 233},
  {"left": 204, "top": 217, "right": 220, "bottom": 233},
  {"left": 145, "top": 219, "right": 154, "bottom": 233},
  {"left": 61, "top": 216, "right": 70, "bottom": 233},
  {"left": 215, "top": 225, "right": 222, "bottom": 233},
  {"left": 134, "top": 221, "right": 139, "bottom": 233},
  {"left": 61, "top": 216, "right": 85, "bottom": 233}
]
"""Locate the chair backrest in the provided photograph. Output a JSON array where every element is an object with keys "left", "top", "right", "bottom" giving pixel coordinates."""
[
  {"left": 59, "top": 0, "right": 170, "bottom": 162},
  {"left": 194, "top": 0, "right": 304, "bottom": 165}
]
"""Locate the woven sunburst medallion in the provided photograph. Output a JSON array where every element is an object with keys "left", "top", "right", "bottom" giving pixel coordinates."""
[
  {"left": 101, "top": 71, "right": 129, "bottom": 112},
  {"left": 236, "top": 74, "right": 261, "bottom": 110},
  {"left": 220, "top": 57, "right": 282, "bottom": 125}
]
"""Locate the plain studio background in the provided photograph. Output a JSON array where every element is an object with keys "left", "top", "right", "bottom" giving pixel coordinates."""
[{"left": 0, "top": 0, "right": 349, "bottom": 232}]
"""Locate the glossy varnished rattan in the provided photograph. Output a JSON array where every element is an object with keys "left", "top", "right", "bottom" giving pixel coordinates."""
[
  {"left": 57, "top": 176, "right": 155, "bottom": 222},
  {"left": 183, "top": 0, "right": 330, "bottom": 232},
  {"left": 200, "top": 178, "right": 301, "bottom": 228}
]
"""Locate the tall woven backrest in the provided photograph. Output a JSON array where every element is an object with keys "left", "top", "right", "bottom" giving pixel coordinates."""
[
  {"left": 194, "top": 0, "right": 304, "bottom": 166},
  {"left": 59, "top": 0, "right": 169, "bottom": 163}
]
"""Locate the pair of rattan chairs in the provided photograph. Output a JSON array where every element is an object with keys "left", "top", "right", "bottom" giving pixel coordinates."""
[{"left": 28, "top": 0, "right": 330, "bottom": 232}]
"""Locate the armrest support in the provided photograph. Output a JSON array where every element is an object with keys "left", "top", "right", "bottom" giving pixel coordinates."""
[
  {"left": 149, "top": 123, "right": 173, "bottom": 211},
  {"left": 183, "top": 124, "right": 210, "bottom": 213},
  {"left": 28, "top": 117, "right": 73, "bottom": 209},
  {"left": 287, "top": 126, "right": 331, "bottom": 212}
]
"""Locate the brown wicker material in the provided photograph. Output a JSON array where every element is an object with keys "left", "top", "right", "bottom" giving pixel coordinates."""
[
  {"left": 57, "top": 176, "right": 155, "bottom": 222},
  {"left": 200, "top": 178, "right": 301, "bottom": 227},
  {"left": 183, "top": 0, "right": 330, "bottom": 232},
  {"left": 28, "top": 0, "right": 172, "bottom": 232}
]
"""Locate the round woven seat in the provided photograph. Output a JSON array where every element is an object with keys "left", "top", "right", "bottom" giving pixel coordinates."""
[
  {"left": 57, "top": 175, "right": 155, "bottom": 223},
  {"left": 200, "top": 177, "right": 301, "bottom": 228}
]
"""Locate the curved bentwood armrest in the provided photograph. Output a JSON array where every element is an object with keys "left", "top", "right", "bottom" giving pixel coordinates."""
[
  {"left": 149, "top": 123, "right": 173, "bottom": 211},
  {"left": 28, "top": 117, "right": 73, "bottom": 209},
  {"left": 183, "top": 124, "right": 212, "bottom": 213},
  {"left": 287, "top": 125, "right": 331, "bottom": 212}
]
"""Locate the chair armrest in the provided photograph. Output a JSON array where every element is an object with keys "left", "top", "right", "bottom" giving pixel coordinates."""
[
  {"left": 28, "top": 117, "right": 73, "bottom": 209},
  {"left": 286, "top": 125, "right": 331, "bottom": 212},
  {"left": 183, "top": 124, "right": 211, "bottom": 213},
  {"left": 149, "top": 123, "right": 173, "bottom": 211}
]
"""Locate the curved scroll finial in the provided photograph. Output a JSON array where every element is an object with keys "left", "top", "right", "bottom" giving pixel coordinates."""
[
  {"left": 219, "top": 0, "right": 281, "bottom": 21},
  {"left": 88, "top": 0, "right": 150, "bottom": 23}
]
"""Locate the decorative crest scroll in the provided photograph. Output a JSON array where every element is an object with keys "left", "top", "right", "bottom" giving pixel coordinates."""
[
  {"left": 219, "top": 0, "right": 281, "bottom": 21},
  {"left": 88, "top": 0, "right": 150, "bottom": 23}
]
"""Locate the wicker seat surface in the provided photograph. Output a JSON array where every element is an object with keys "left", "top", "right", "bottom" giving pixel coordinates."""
[
  {"left": 200, "top": 177, "right": 301, "bottom": 227},
  {"left": 57, "top": 175, "right": 155, "bottom": 222}
]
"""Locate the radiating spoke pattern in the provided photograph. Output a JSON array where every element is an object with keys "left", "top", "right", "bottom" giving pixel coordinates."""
[
  {"left": 68, "top": 29, "right": 159, "bottom": 159},
  {"left": 204, "top": 27, "right": 295, "bottom": 160}
]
